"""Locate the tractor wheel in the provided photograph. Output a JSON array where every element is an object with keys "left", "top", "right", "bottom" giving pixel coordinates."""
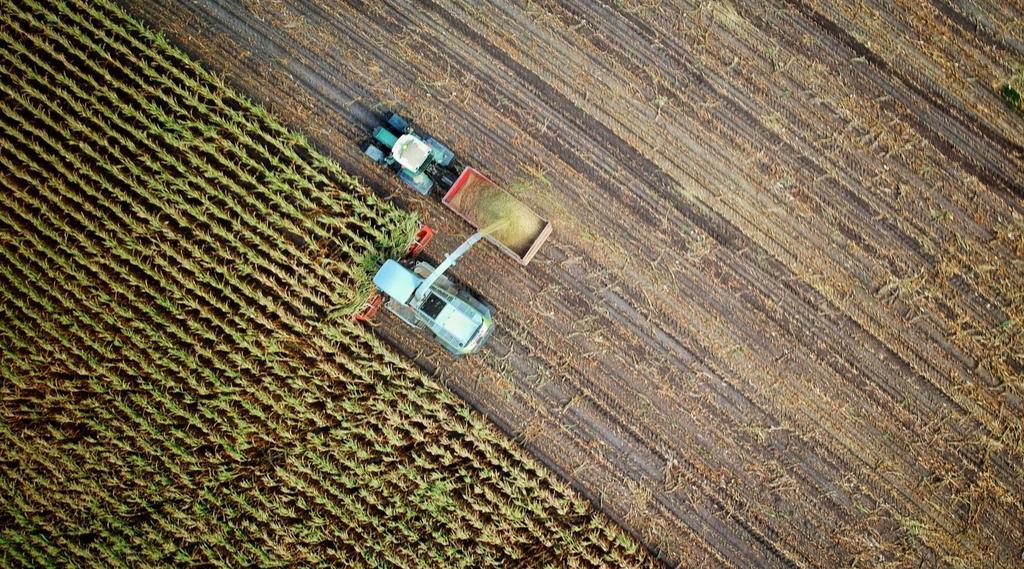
[{"left": 386, "top": 112, "right": 411, "bottom": 133}]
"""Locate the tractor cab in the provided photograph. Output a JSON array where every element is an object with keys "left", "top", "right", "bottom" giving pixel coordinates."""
[
  {"left": 392, "top": 134, "right": 431, "bottom": 171},
  {"left": 373, "top": 259, "right": 493, "bottom": 355}
]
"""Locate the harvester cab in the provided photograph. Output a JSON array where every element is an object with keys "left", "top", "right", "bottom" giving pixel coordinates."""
[
  {"left": 363, "top": 111, "right": 460, "bottom": 195},
  {"left": 363, "top": 223, "right": 503, "bottom": 355}
]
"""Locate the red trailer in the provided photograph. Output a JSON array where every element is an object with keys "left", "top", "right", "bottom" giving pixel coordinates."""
[{"left": 442, "top": 167, "right": 552, "bottom": 266}]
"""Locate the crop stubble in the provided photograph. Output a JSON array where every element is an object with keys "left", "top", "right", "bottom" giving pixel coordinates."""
[
  {"left": 118, "top": 0, "right": 1023, "bottom": 567},
  {"left": 0, "top": 0, "right": 655, "bottom": 566}
]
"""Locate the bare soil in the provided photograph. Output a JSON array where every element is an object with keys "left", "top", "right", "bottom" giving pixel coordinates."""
[{"left": 117, "top": 0, "right": 1024, "bottom": 566}]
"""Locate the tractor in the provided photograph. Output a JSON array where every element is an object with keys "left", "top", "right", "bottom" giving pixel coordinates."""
[{"left": 362, "top": 111, "right": 462, "bottom": 195}]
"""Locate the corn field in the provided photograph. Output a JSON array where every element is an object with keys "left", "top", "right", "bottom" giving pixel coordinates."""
[{"left": 0, "top": 0, "right": 653, "bottom": 566}]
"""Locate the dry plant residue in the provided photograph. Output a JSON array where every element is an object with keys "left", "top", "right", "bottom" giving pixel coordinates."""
[{"left": 448, "top": 179, "right": 546, "bottom": 255}]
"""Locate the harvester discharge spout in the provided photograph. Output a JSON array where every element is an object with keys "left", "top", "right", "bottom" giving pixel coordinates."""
[{"left": 414, "top": 221, "right": 508, "bottom": 304}]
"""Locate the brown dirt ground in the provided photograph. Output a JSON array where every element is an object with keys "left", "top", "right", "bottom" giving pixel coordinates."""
[{"left": 117, "top": 0, "right": 1024, "bottom": 566}]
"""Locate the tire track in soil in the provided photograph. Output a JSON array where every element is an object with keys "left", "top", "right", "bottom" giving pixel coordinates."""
[
  {"left": 117, "top": 0, "right": 1024, "bottom": 567},
  {"left": 528, "top": 1, "right": 1024, "bottom": 540}
]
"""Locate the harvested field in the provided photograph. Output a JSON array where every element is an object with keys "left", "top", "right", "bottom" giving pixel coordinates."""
[
  {"left": 119, "top": 0, "right": 1024, "bottom": 566},
  {"left": 0, "top": 0, "right": 655, "bottom": 566}
]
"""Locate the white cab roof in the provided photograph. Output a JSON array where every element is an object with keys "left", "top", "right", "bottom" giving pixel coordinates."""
[{"left": 392, "top": 134, "right": 430, "bottom": 171}]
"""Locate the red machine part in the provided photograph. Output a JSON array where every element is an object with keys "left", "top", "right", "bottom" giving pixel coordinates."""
[
  {"left": 354, "top": 293, "right": 383, "bottom": 322},
  {"left": 409, "top": 224, "right": 434, "bottom": 258}
]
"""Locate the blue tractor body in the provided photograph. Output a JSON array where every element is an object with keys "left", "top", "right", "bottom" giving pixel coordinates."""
[{"left": 363, "top": 111, "right": 459, "bottom": 195}]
